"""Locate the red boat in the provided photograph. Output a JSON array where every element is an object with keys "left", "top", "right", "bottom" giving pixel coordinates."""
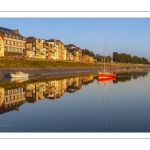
[
  {"left": 97, "top": 27, "right": 116, "bottom": 79},
  {"left": 98, "top": 76, "right": 116, "bottom": 84},
  {"left": 97, "top": 72, "right": 116, "bottom": 78}
]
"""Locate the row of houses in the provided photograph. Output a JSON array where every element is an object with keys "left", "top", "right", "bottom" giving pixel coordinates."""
[{"left": 0, "top": 26, "right": 94, "bottom": 62}]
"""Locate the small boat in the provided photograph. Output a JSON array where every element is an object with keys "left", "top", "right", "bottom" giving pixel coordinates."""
[
  {"left": 98, "top": 76, "right": 116, "bottom": 84},
  {"left": 98, "top": 71, "right": 116, "bottom": 78},
  {"left": 5, "top": 71, "right": 29, "bottom": 78},
  {"left": 98, "top": 27, "right": 116, "bottom": 79}
]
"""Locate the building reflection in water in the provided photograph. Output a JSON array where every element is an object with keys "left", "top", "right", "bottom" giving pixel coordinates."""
[
  {"left": 0, "top": 74, "right": 96, "bottom": 114},
  {"left": 0, "top": 86, "right": 26, "bottom": 114},
  {"left": 0, "top": 70, "right": 148, "bottom": 114}
]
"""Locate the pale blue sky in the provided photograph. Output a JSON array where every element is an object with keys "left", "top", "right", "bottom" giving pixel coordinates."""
[{"left": 0, "top": 18, "right": 150, "bottom": 60}]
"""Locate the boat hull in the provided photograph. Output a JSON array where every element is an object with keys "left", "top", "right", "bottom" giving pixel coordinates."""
[
  {"left": 98, "top": 72, "right": 116, "bottom": 78},
  {"left": 10, "top": 74, "right": 29, "bottom": 78}
]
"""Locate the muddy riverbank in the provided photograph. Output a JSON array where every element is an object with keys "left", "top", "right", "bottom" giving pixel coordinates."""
[{"left": 0, "top": 66, "right": 149, "bottom": 82}]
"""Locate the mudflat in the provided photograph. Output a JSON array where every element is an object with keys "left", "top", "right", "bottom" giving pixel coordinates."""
[
  {"left": 0, "top": 66, "right": 148, "bottom": 82},
  {"left": 0, "top": 67, "right": 103, "bottom": 82}
]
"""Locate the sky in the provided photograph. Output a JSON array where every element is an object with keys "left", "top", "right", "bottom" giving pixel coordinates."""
[{"left": 0, "top": 18, "right": 150, "bottom": 61}]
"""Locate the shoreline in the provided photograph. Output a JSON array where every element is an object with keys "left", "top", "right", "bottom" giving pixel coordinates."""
[
  {"left": 0, "top": 67, "right": 102, "bottom": 82},
  {"left": 0, "top": 66, "right": 149, "bottom": 82}
]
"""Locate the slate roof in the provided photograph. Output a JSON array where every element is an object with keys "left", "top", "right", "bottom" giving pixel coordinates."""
[
  {"left": 0, "top": 26, "right": 25, "bottom": 40},
  {"left": 26, "top": 36, "right": 35, "bottom": 43}
]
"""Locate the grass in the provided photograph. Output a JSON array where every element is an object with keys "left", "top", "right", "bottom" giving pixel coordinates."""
[{"left": 0, "top": 59, "right": 101, "bottom": 67}]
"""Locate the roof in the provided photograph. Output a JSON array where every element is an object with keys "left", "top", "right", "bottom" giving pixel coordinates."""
[
  {"left": 45, "top": 39, "right": 55, "bottom": 42},
  {"left": 0, "top": 26, "right": 25, "bottom": 40},
  {"left": 26, "top": 36, "right": 35, "bottom": 43},
  {"left": 68, "top": 44, "right": 76, "bottom": 47}
]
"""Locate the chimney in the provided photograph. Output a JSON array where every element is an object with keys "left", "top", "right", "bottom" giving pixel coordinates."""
[{"left": 14, "top": 29, "right": 18, "bottom": 34}]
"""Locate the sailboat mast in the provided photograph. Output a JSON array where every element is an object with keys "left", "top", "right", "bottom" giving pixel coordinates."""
[{"left": 104, "top": 27, "right": 108, "bottom": 72}]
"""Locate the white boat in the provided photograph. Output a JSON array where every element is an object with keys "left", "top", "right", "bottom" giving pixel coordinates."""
[{"left": 5, "top": 71, "right": 29, "bottom": 78}]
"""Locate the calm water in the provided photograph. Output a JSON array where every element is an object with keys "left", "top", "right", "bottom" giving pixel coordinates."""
[{"left": 0, "top": 68, "right": 150, "bottom": 132}]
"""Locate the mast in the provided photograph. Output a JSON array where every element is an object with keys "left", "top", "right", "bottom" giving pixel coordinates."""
[{"left": 103, "top": 27, "right": 108, "bottom": 72}]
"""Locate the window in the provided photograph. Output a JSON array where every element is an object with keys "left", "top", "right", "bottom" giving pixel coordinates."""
[
  {"left": 20, "top": 49, "right": 22, "bottom": 53},
  {"left": 9, "top": 90, "right": 12, "bottom": 95},
  {"left": 5, "top": 46, "right": 8, "bottom": 51},
  {"left": 5, "top": 97, "right": 8, "bottom": 102},
  {"left": 8, "top": 40, "right": 10, "bottom": 45}
]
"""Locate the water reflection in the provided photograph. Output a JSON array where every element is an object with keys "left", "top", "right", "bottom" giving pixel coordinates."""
[
  {"left": 113, "top": 70, "right": 148, "bottom": 83},
  {"left": 0, "top": 70, "right": 148, "bottom": 115},
  {"left": 0, "top": 74, "right": 96, "bottom": 114},
  {"left": 11, "top": 77, "right": 29, "bottom": 83}
]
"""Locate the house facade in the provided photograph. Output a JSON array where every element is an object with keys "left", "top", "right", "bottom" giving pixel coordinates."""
[
  {"left": 65, "top": 44, "right": 82, "bottom": 62},
  {"left": 82, "top": 55, "right": 94, "bottom": 62},
  {"left": 26, "top": 37, "right": 46, "bottom": 59},
  {"left": 0, "top": 26, "right": 26, "bottom": 59},
  {"left": 25, "top": 37, "right": 36, "bottom": 58},
  {"left": 35, "top": 38, "right": 46, "bottom": 59},
  {"left": 45, "top": 39, "right": 58, "bottom": 60}
]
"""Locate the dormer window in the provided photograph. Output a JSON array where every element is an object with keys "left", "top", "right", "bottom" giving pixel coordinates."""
[
  {"left": 5, "top": 34, "right": 7, "bottom": 36},
  {"left": 13, "top": 35, "right": 15, "bottom": 38},
  {"left": 9, "top": 35, "right": 11, "bottom": 37}
]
